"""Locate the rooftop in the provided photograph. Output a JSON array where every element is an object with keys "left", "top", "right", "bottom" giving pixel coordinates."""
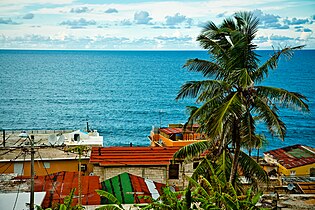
[
  {"left": 90, "top": 146, "right": 181, "bottom": 166},
  {"left": 101, "top": 172, "right": 174, "bottom": 204},
  {"left": 0, "top": 129, "right": 103, "bottom": 148},
  {"left": 264, "top": 144, "right": 315, "bottom": 169},
  {"left": 159, "top": 127, "right": 183, "bottom": 135},
  {"left": 33, "top": 171, "right": 101, "bottom": 208}
]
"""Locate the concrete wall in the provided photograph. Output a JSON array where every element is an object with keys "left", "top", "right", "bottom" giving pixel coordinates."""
[{"left": 93, "top": 162, "right": 196, "bottom": 189}]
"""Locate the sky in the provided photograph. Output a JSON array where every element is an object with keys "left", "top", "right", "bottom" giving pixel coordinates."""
[{"left": 0, "top": 0, "right": 314, "bottom": 50}]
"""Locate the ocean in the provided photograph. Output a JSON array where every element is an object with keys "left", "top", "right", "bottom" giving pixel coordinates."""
[{"left": 0, "top": 50, "right": 314, "bottom": 152}]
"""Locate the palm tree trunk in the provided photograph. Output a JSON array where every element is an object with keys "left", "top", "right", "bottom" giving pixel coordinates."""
[{"left": 229, "top": 120, "right": 240, "bottom": 186}]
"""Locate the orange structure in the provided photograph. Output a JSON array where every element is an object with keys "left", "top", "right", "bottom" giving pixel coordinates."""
[
  {"left": 149, "top": 124, "right": 206, "bottom": 147},
  {"left": 0, "top": 147, "right": 93, "bottom": 176}
]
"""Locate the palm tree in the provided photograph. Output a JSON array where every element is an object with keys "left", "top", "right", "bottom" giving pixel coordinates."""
[{"left": 175, "top": 11, "right": 309, "bottom": 186}]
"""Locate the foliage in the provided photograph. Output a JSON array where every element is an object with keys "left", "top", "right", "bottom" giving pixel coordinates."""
[
  {"left": 141, "top": 186, "right": 188, "bottom": 210},
  {"left": 95, "top": 190, "right": 125, "bottom": 210},
  {"left": 141, "top": 160, "right": 265, "bottom": 209},
  {"left": 186, "top": 160, "right": 264, "bottom": 209},
  {"left": 36, "top": 188, "right": 84, "bottom": 210}
]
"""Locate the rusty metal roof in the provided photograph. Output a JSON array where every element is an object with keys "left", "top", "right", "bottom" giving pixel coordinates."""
[
  {"left": 264, "top": 144, "right": 315, "bottom": 169},
  {"left": 160, "top": 128, "right": 183, "bottom": 135},
  {"left": 33, "top": 171, "right": 101, "bottom": 208},
  {"left": 90, "top": 147, "right": 181, "bottom": 166}
]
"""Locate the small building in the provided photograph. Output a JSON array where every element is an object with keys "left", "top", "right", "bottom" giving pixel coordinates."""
[
  {"left": 264, "top": 144, "right": 315, "bottom": 177},
  {"left": 101, "top": 172, "right": 176, "bottom": 204},
  {"left": 0, "top": 147, "right": 93, "bottom": 176},
  {"left": 63, "top": 130, "right": 104, "bottom": 147},
  {"left": 90, "top": 146, "right": 196, "bottom": 189},
  {"left": 149, "top": 124, "right": 206, "bottom": 147},
  {"left": 0, "top": 129, "right": 104, "bottom": 148}
]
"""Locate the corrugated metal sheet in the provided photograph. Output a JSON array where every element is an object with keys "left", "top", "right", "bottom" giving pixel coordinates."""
[
  {"left": 160, "top": 127, "right": 183, "bottom": 135},
  {"left": 264, "top": 144, "right": 315, "bottom": 169},
  {"left": 90, "top": 147, "right": 181, "bottom": 166},
  {"left": 33, "top": 171, "right": 101, "bottom": 208},
  {"left": 101, "top": 172, "right": 173, "bottom": 204}
]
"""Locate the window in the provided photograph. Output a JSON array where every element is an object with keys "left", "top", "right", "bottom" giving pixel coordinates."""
[
  {"left": 169, "top": 164, "right": 179, "bottom": 179},
  {"left": 193, "top": 162, "right": 199, "bottom": 169},
  {"left": 14, "top": 163, "right": 24, "bottom": 175},
  {"left": 310, "top": 168, "right": 315, "bottom": 177},
  {"left": 43, "top": 162, "right": 50, "bottom": 169},
  {"left": 78, "top": 164, "right": 87, "bottom": 172}
]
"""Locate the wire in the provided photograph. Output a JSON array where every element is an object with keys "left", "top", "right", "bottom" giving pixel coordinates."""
[
  {"left": 0, "top": 147, "right": 21, "bottom": 157},
  {"left": 37, "top": 150, "right": 61, "bottom": 199},
  {"left": 12, "top": 152, "right": 26, "bottom": 210},
  {"left": 0, "top": 150, "right": 24, "bottom": 173}
]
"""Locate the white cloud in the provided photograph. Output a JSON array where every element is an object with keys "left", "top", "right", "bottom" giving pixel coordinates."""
[
  {"left": 134, "top": 11, "right": 152, "bottom": 24},
  {"left": 70, "top": 7, "right": 92, "bottom": 13},
  {"left": 0, "top": 0, "right": 314, "bottom": 49},
  {"left": 0, "top": 0, "right": 74, "bottom": 5},
  {"left": 284, "top": 17, "right": 310, "bottom": 25},
  {"left": 23, "top": 13, "right": 34, "bottom": 19},
  {"left": 0, "top": 18, "right": 20, "bottom": 25},
  {"left": 60, "top": 18, "right": 96, "bottom": 29},
  {"left": 105, "top": 8, "right": 118, "bottom": 14},
  {"left": 165, "top": 13, "right": 192, "bottom": 27},
  {"left": 121, "top": 19, "right": 132, "bottom": 26}
]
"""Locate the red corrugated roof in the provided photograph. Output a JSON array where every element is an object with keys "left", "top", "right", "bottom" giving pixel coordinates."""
[
  {"left": 90, "top": 146, "right": 181, "bottom": 166},
  {"left": 264, "top": 144, "right": 315, "bottom": 169},
  {"left": 160, "top": 128, "right": 183, "bottom": 135},
  {"left": 33, "top": 171, "right": 101, "bottom": 208}
]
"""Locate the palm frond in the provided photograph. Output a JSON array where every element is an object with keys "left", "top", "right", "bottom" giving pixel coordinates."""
[
  {"left": 96, "top": 190, "right": 123, "bottom": 208},
  {"left": 221, "top": 18, "right": 237, "bottom": 30},
  {"left": 197, "top": 34, "right": 230, "bottom": 62},
  {"left": 256, "top": 86, "right": 309, "bottom": 112},
  {"left": 228, "top": 68, "right": 253, "bottom": 88},
  {"left": 173, "top": 140, "right": 214, "bottom": 160},
  {"left": 206, "top": 92, "right": 243, "bottom": 138},
  {"left": 240, "top": 110, "right": 256, "bottom": 147},
  {"left": 238, "top": 150, "right": 268, "bottom": 184},
  {"left": 201, "top": 21, "right": 219, "bottom": 34},
  {"left": 183, "top": 58, "right": 223, "bottom": 78},
  {"left": 253, "top": 45, "right": 304, "bottom": 83},
  {"left": 253, "top": 97, "right": 286, "bottom": 139},
  {"left": 176, "top": 79, "right": 230, "bottom": 101},
  {"left": 216, "top": 149, "right": 232, "bottom": 183},
  {"left": 186, "top": 175, "right": 213, "bottom": 200}
]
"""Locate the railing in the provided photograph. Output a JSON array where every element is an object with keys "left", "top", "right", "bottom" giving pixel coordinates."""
[{"left": 1, "top": 129, "right": 75, "bottom": 135}]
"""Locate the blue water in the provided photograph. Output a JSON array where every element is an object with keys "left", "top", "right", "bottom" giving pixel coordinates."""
[{"left": 0, "top": 50, "right": 314, "bottom": 152}]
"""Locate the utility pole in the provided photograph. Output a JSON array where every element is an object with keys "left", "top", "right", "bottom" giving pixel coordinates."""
[
  {"left": 30, "top": 135, "right": 35, "bottom": 210},
  {"left": 78, "top": 149, "right": 82, "bottom": 206},
  {"left": 69, "top": 145, "right": 87, "bottom": 207},
  {"left": 2, "top": 129, "right": 5, "bottom": 147}
]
